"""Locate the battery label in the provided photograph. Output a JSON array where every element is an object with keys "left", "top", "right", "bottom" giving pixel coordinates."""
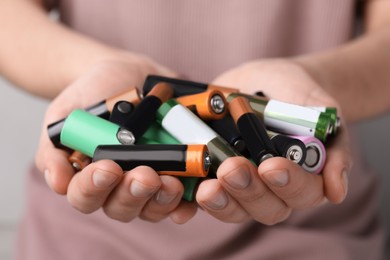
[
  {"left": 161, "top": 104, "right": 218, "bottom": 144},
  {"left": 264, "top": 100, "right": 321, "bottom": 137}
]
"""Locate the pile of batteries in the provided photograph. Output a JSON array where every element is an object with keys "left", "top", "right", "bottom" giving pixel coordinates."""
[{"left": 48, "top": 75, "right": 340, "bottom": 201}]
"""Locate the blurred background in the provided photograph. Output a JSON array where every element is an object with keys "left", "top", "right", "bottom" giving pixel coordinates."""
[{"left": 0, "top": 77, "right": 389, "bottom": 259}]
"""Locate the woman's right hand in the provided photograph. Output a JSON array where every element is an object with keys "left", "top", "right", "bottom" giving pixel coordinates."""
[{"left": 35, "top": 54, "right": 197, "bottom": 224}]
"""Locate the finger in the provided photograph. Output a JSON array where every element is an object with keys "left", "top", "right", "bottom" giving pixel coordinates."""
[
  {"left": 139, "top": 175, "right": 184, "bottom": 222},
  {"left": 35, "top": 126, "right": 74, "bottom": 194},
  {"left": 196, "top": 178, "right": 250, "bottom": 223},
  {"left": 217, "top": 157, "right": 291, "bottom": 225},
  {"left": 102, "top": 166, "right": 161, "bottom": 222},
  {"left": 35, "top": 100, "right": 80, "bottom": 194},
  {"left": 258, "top": 157, "right": 325, "bottom": 209},
  {"left": 67, "top": 160, "right": 123, "bottom": 214},
  {"left": 169, "top": 201, "right": 198, "bottom": 224},
  {"left": 322, "top": 125, "right": 352, "bottom": 204}
]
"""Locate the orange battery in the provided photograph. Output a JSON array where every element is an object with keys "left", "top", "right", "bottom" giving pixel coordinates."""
[
  {"left": 105, "top": 87, "right": 142, "bottom": 112},
  {"left": 68, "top": 151, "right": 91, "bottom": 171},
  {"left": 176, "top": 90, "right": 227, "bottom": 120},
  {"left": 207, "top": 85, "right": 239, "bottom": 99},
  {"left": 92, "top": 144, "right": 211, "bottom": 178},
  {"left": 229, "top": 96, "right": 278, "bottom": 164}
]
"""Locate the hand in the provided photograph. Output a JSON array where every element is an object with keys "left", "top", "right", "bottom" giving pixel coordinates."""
[
  {"left": 35, "top": 55, "right": 197, "bottom": 224},
  {"left": 196, "top": 59, "right": 352, "bottom": 224}
]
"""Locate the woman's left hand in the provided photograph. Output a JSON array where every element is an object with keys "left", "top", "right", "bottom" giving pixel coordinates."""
[{"left": 195, "top": 59, "right": 352, "bottom": 224}]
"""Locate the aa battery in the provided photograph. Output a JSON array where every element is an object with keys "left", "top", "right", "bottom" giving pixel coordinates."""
[
  {"left": 60, "top": 109, "right": 123, "bottom": 157},
  {"left": 108, "top": 101, "right": 135, "bottom": 126},
  {"left": 141, "top": 122, "right": 180, "bottom": 145},
  {"left": 227, "top": 93, "right": 333, "bottom": 143},
  {"left": 267, "top": 132, "right": 307, "bottom": 165},
  {"left": 93, "top": 144, "right": 211, "bottom": 178},
  {"left": 207, "top": 114, "right": 247, "bottom": 155},
  {"left": 309, "top": 106, "right": 340, "bottom": 135},
  {"left": 229, "top": 96, "right": 278, "bottom": 165},
  {"left": 137, "top": 128, "right": 200, "bottom": 202},
  {"left": 176, "top": 90, "right": 227, "bottom": 121},
  {"left": 156, "top": 99, "right": 241, "bottom": 174},
  {"left": 292, "top": 135, "right": 326, "bottom": 174},
  {"left": 116, "top": 82, "right": 174, "bottom": 144},
  {"left": 143, "top": 75, "right": 238, "bottom": 98},
  {"left": 48, "top": 87, "right": 141, "bottom": 148},
  {"left": 68, "top": 151, "right": 90, "bottom": 171}
]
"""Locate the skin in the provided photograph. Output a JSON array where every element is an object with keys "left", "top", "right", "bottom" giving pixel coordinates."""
[{"left": 0, "top": 0, "right": 389, "bottom": 225}]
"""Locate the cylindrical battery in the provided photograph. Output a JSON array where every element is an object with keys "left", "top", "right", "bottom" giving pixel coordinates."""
[
  {"left": 309, "top": 106, "right": 340, "bottom": 135},
  {"left": 143, "top": 75, "right": 238, "bottom": 98},
  {"left": 108, "top": 101, "right": 135, "bottom": 126},
  {"left": 207, "top": 114, "right": 247, "bottom": 155},
  {"left": 68, "top": 151, "right": 90, "bottom": 171},
  {"left": 141, "top": 122, "right": 180, "bottom": 145},
  {"left": 93, "top": 144, "right": 211, "bottom": 178},
  {"left": 267, "top": 132, "right": 307, "bottom": 165},
  {"left": 176, "top": 90, "right": 227, "bottom": 121},
  {"left": 292, "top": 135, "right": 326, "bottom": 174},
  {"left": 137, "top": 129, "right": 199, "bottom": 202},
  {"left": 156, "top": 99, "right": 241, "bottom": 174},
  {"left": 229, "top": 97, "right": 278, "bottom": 165},
  {"left": 48, "top": 87, "right": 141, "bottom": 149},
  {"left": 117, "top": 83, "right": 173, "bottom": 144},
  {"left": 60, "top": 109, "right": 122, "bottom": 157},
  {"left": 227, "top": 93, "right": 333, "bottom": 143}
]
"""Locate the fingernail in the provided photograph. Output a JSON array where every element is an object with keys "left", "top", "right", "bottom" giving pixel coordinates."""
[
  {"left": 155, "top": 190, "right": 177, "bottom": 205},
  {"left": 44, "top": 169, "right": 54, "bottom": 190},
  {"left": 129, "top": 180, "right": 158, "bottom": 198},
  {"left": 263, "top": 170, "right": 289, "bottom": 187},
  {"left": 92, "top": 169, "right": 119, "bottom": 188},
  {"left": 223, "top": 165, "right": 251, "bottom": 189},
  {"left": 204, "top": 190, "right": 228, "bottom": 210}
]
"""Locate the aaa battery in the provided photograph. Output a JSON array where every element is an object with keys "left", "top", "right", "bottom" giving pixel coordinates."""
[
  {"left": 93, "top": 144, "right": 211, "bottom": 178},
  {"left": 176, "top": 90, "right": 227, "bottom": 121},
  {"left": 229, "top": 96, "right": 278, "bottom": 165}
]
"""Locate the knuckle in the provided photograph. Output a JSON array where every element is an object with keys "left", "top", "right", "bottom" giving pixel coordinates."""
[
  {"left": 67, "top": 197, "right": 95, "bottom": 214},
  {"left": 236, "top": 186, "right": 268, "bottom": 203},
  {"left": 261, "top": 207, "right": 292, "bottom": 226}
]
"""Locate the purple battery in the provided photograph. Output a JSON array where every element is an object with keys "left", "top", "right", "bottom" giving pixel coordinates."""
[{"left": 292, "top": 136, "right": 326, "bottom": 175}]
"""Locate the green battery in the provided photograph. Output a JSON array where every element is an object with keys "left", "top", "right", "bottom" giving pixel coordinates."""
[
  {"left": 141, "top": 122, "right": 180, "bottom": 144},
  {"left": 309, "top": 106, "right": 340, "bottom": 135},
  {"left": 227, "top": 93, "right": 333, "bottom": 143},
  {"left": 60, "top": 109, "right": 121, "bottom": 157}
]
